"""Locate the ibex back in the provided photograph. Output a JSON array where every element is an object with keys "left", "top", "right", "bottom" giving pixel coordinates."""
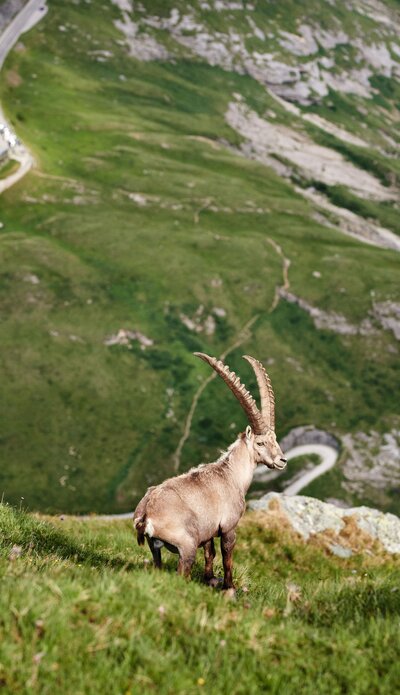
[{"left": 133, "top": 353, "right": 287, "bottom": 590}]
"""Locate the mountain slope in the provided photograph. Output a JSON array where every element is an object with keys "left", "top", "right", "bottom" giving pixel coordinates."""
[{"left": 0, "top": 0, "right": 399, "bottom": 513}]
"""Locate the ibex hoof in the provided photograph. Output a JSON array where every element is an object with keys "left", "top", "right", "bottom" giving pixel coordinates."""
[
  {"left": 205, "top": 576, "right": 222, "bottom": 588},
  {"left": 223, "top": 587, "right": 237, "bottom": 600}
]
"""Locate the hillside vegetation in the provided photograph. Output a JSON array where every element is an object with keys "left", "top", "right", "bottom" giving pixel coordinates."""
[
  {"left": 0, "top": 0, "right": 399, "bottom": 514},
  {"left": 1, "top": 503, "right": 400, "bottom": 693}
]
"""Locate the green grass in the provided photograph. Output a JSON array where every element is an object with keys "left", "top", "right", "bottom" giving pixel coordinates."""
[
  {"left": 304, "top": 123, "right": 400, "bottom": 207},
  {"left": 307, "top": 179, "right": 400, "bottom": 236},
  {"left": 1, "top": 503, "right": 400, "bottom": 694},
  {"left": 0, "top": 0, "right": 399, "bottom": 515},
  {"left": 0, "top": 158, "right": 19, "bottom": 179}
]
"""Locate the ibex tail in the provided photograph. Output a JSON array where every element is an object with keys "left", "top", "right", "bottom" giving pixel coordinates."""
[{"left": 134, "top": 514, "right": 147, "bottom": 546}]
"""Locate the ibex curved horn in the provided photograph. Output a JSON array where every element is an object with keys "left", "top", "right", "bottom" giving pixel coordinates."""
[
  {"left": 194, "top": 352, "right": 266, "bottom": 434},
  {"left": 242, "top": 355, "right": 275, "bottom": 430}
]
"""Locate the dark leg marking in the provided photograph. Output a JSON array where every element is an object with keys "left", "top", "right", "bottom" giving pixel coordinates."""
[
  {"left": 203, "top": 538, "right": 216, "bottom": 585},
  {"left": 147, "top": 536, "right": 162, "bottom": 569},
  {"left": 221, "top": 530, "right": 236, "bottom": 590}
]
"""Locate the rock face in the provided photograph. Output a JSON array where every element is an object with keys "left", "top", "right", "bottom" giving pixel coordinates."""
[
  {"left": 225, "top": 100, "right": 395, "bottom": 202},
  {"left": 342, "top": 429, "right": 400, "bottom": 496},
  {"left": 280, "top": 426, "right": 340, "bottom": 452},
  {"left": 111, "top": 1, "right": 400, "bottom": 106},
  {"left": 249, "top": 492, "right": 400, "bottom": 555}
]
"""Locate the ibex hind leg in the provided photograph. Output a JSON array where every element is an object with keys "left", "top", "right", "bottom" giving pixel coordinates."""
[
  {"left": 203, "top": 538, "right": 219, "bottom": 587},
  {"left": 147, "top": 537, "right": 162, "bottom": 569}
]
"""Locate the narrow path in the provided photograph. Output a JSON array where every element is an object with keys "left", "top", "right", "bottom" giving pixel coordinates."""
[
  {"left": 172, "top": 235, "right": 291, "bottom": 472},
  {"left": 266, "top": 237, "right": 291, "bottom": 311}
]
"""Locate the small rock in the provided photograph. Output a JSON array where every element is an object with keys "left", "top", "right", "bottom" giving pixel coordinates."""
[
  {"left": 329, "top": 543, "right": 353, "bottom": 558},
  {"left": 9, "top": 545, "right": 22, "bottom": 561},
  {"left": 23, "top": 274, "right": 40, "bottom": 285},
  {"left": 263, "top": 607, "right": 276, "bottom": 619},
  {"left": 104, "top": 329, "right": 154, "bottom": 348}
]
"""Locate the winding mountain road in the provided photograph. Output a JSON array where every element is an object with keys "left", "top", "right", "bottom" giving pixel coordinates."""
[
  {"left": 0, "top": 0, "right": 47, "bottom": 69},
  {"left": 0, "top": 0, "right": 47, "bottom": 193},
  {"left": 282, "top": 443, "right": 338, "bottom": 495}
]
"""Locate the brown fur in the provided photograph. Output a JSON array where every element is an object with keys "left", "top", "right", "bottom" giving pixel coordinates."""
[
  {"left": 133, "top": 428, "right": 285, "bottom": 589},
  {"left": 133, "top": 353, "right": 286, "bottom": 588}
]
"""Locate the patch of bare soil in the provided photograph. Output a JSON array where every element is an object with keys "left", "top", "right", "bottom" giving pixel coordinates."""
[{"left": 5, "top": 68, "right": 22, "bottom": 87}]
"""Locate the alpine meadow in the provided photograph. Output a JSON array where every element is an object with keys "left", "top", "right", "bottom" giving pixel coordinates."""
[
  {"left": 1, "top": 1, "right": 400, "bottom": 691},
  {"left": 1, "top": 0, "right": 399, "bottom": 514}
]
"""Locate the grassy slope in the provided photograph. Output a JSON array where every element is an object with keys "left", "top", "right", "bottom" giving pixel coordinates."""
[
  {"left": 0, "top": 0, "right": 399, "bottom": 514},
  {"left": 1, "top": 504, "right": 400, "bottom": 694},
  {"left": 0, "top": 158, "right": 20, "bottom": 179}
]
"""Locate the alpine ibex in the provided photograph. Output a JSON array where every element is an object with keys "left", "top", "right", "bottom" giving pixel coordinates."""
[{"left": 133, "top": 353, "right": 287, "bottom": 589}]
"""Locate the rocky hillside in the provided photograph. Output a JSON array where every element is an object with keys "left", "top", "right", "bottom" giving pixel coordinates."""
[
  {"left": 0, "top": 0, "right": 399, "bottom": 514},
  {"left": 112, "top": 0, "right": 400, "bottom": 240}
]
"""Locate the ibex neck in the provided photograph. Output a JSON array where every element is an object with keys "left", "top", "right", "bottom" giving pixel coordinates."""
[{"left": 225, "top": 436, "right": 256, "bottom": 495}]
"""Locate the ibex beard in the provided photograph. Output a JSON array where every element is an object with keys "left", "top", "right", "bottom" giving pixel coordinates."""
[{"left": 133, "top": 353, "right": 287, "bottom": 590}]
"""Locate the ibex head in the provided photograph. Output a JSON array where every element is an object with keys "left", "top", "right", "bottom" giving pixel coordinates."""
[{"left": 194, "top": 352, "right": 287, "bottom": 470}]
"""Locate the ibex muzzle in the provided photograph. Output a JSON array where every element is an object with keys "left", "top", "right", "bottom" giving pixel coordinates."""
[{"left": 133, "top": 353, "right": 286, "bottom": 590}]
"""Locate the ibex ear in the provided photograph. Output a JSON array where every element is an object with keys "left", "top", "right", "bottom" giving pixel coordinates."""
[{"left": 245, "top": 425, "right": 253, "bottom": 440}]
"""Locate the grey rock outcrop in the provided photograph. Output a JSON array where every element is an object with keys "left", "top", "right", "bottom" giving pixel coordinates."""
[
  {"left": 280, "top": 426, "right": 340, "bottom": 452},
  {"left": 249, "top": 492, "right": 400, "bottom": 555}
]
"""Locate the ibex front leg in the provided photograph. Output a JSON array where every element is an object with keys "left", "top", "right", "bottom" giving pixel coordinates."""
[
  {"left": 177, "top": 539, "right": 197, "bottom": 579},
  {"left": 221, "top": 529, "right": 236, "bottom": 590}
]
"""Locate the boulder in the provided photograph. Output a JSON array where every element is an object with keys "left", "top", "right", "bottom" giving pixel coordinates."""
[{"left": 249, "top": 492, "right": 400, "bottom": 555}]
